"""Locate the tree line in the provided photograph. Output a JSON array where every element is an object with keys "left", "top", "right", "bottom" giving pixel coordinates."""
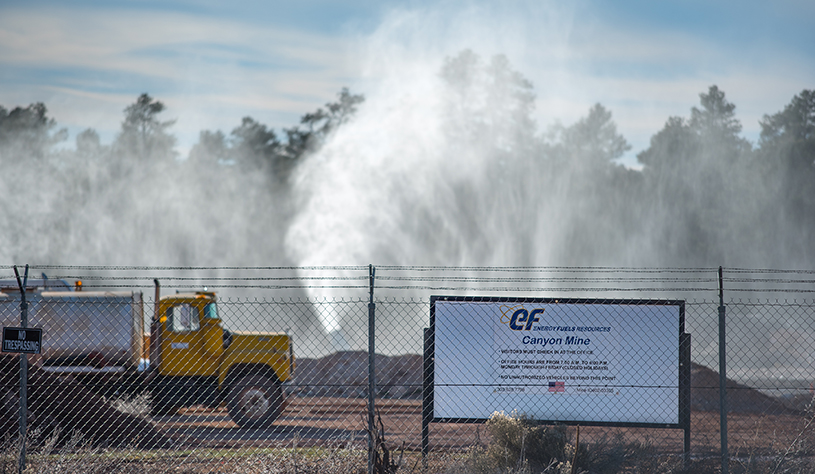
[{"left": 0, "top": 50, "right": 812, "bottom": 268}]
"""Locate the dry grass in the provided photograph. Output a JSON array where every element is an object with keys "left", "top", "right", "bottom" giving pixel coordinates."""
[
  {"left": 106, "top": 393, "right": 152, "bottom": 418},
  {"left": 0, "top": 444, "right": 811, "bottom": 474},
  {"left": 0, "top": 408, "right": 814, "bottom": 473}
]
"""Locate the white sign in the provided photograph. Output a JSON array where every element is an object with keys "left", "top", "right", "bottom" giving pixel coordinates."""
[{"left": 431, "top": 297, "right": 683, "bottom": 426}]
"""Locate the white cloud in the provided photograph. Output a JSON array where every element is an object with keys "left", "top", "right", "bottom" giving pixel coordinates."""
[
  {"left": 0, "top": 5, "right": 357, "bottom": 148},
  {"left": 0, "top": 7, "right": 345, "bottom": 74},
  {"left": 1, "top": 0, "right": 812, "bottom": 164},
  {"left": 507, "top": 10, "right": 815, "bottom": 164}
]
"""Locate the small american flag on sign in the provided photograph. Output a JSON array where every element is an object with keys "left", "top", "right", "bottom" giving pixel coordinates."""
[{"left": 548, "top": 381, "right": 565, "bottom": 393}]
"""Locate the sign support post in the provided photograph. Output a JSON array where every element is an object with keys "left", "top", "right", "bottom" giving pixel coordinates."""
[{"left": 13, "top": 265, "right": 29, "bottom": 474}]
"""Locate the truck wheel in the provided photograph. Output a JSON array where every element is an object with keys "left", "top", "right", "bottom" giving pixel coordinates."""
[
  {"left": 149, "top": 394, "right": 179, "bottom": 416},
  {"left": 226, "top": 374, "right": 283, "bottom": 429},
  {"left": 150, "top": 403, "right": 179, "bottom": 416}
]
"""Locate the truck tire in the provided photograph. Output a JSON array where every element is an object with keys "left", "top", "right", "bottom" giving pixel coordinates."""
[
  {"left": 149, "top": 394, "right": 180, "bottom": 416},
  {"left": 150, "top": 403, "right": 179, "bottom": 416},
  {"left": 226, "top": 374, "right": 283, "bottom": 429}
]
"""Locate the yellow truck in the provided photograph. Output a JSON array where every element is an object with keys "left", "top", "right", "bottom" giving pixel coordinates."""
[
  {"left": 147, "top": 290, "right": 293, "bottom": 427},
  {"left": 0, "top": 279, "right": 294, "bottom": 429}
]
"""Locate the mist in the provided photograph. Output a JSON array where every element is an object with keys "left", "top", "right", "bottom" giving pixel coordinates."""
[
  {"left": 1, "top": 4, "right": 813, "bottom": 290},
  {"left": 285, "top": 7, "right": 814, "bottom": 274}
]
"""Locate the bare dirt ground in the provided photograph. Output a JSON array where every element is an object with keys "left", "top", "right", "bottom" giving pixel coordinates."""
[
  {"left": 4, "top": 351, "right": 806, "bottom": 459},
  {"left": 154, "top": 397, "right": 812, "bottom": 457}
]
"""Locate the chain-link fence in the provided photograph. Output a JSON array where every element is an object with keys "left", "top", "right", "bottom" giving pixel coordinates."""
[{"left": 0, "top": 265, "right": 814, "bottom": 473}]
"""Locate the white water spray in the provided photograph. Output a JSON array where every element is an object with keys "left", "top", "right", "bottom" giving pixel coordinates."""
[{"left": 284, "top": 4, "right": 573, "bottom": 348}]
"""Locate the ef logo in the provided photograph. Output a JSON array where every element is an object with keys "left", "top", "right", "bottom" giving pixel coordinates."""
[{"left": 500, "top": 305, "right": 545, "bottom": 331}]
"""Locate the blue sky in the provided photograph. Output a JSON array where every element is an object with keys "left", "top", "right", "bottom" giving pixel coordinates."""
[{"left": 1, "top": 0, "right": 813, "bottom": 167}]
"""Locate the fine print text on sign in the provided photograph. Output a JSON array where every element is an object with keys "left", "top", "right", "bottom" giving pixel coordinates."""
[
  {"left": 2, "top": 327, "right": 42, "bottom": 354},
  {"left": 431, "top": 297, "right": 684, "bottom": 426}
]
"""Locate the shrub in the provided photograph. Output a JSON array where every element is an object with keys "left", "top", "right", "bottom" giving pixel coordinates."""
[
  {"left": 448, "top": 411, "right": 680, "bottom": 474},
  {"left": 451, "top": 411, "right": 580, "bottom": 474}
]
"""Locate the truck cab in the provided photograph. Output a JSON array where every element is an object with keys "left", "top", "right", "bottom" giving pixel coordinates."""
[{"left": 149, "top": 291, "right": 293, "bottom": 428}]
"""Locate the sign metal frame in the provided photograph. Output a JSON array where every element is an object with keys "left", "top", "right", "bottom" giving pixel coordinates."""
[{"left": 421, "top": 295, "right": 691, "bottom": 457}]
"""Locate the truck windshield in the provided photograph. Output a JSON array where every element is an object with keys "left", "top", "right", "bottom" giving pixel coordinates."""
[{"left": 204, "top": 302, "right": 219, "bottom": 320}]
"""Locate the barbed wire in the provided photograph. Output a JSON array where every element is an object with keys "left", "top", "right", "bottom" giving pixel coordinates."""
[
  {"left": 0, "top": 265, "right": 371, "bottom": 271},
  {"left": 14, "top": 275, "right": 370, "bottom": 282},
  {"left": 377, "top": 266, "right": 719, "bottom": 272},
  {"left": 0, "top": 265, "right": 812, "bottom": 294},
  {"left": 2, "top": 264, "right": 812, "bottom": 274}
]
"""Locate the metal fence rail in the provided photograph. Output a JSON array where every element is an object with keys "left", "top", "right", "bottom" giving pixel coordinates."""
[{"left": 0, "top": 265, "right": 813, "bottom": 473}]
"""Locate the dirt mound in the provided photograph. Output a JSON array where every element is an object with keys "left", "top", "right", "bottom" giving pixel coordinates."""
[
  {"left": 292, "top": 351, "right": 422, "bottom": 399},
  {"left": 293, "top": 353, "right": 800, "bottom": 415},
  {"left": 0, "top": 355, "right": 171, "bottom": 449},
  {"left": 690, "top": 362, "right": 800, "bottom": 415}
]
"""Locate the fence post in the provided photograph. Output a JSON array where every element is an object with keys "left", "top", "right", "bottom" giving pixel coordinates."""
[
  {"left": 718, "top": 266, "right": 728, "bottom": 474},
  {"left": 368, "top": 264, "right": 376, "bottom": 474},
  {"left": 422, "top": 327, "right": 433, "bottom": 469},
  {"left": 13, "top": 265, "right": 29, "bottom": 474},
  {"left": 679, "top": 332, "right": 692, "bottom": 459}
]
